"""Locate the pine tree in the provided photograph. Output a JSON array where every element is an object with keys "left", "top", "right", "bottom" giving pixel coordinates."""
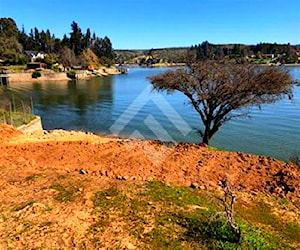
[{"left": 69, "top": 21, "right": 83, "bottom": 56}]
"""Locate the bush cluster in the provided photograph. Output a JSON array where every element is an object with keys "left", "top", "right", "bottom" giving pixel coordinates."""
[{"left": 32, "top": 71, "right": 41, "bottom": 78}]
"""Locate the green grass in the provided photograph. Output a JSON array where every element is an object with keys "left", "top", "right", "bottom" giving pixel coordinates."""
[
  {"left": 0, "top": 109, "right": 35, "bottom": 127},
  {"left": 144, "top": 181, "right": 213, "bottom": 207},
  {"left": 89, "top": 181, "right": 298, "bottom": 249},
  {"left": 93, "top": 187, "right": 127, "bottom": 210},
  {"left": 49, "top": 184, "right": 77, "bottom": 202},
  {"left": 1, "top": 65, "right": 27, "bottom": 73},
  {"left": 236, "top": 200, "right": 300, "bottom": 244},
  {"left": 208, "top": 146, "right": 229, "bottom": 152}
]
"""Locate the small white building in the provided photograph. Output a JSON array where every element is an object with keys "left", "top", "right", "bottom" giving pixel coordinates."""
[{"left": 24, "top": 51, "right": 46, "bottom": 62}]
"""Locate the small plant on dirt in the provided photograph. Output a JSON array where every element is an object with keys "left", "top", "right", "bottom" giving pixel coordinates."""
[
  {"left": 50, "top": 184, "right": 76, "bottom": 202},
  {"left": 13, "top": 200, "right": 36, "bottom": 212},
  {"left": 212, "top": 179, "right": 241, "bottom": 243},
  {"left": 32, "top": 70, "right": 41, "bottom": 78}
]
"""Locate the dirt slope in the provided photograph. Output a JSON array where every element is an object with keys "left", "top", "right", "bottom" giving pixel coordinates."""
[{"left": 0, "top": 125, "right": 299, "bottom": 201}]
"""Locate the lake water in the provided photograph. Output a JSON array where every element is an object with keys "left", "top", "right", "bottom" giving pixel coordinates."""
[{"left": 2, "top": 66, "right": 300, "bottom": 161}]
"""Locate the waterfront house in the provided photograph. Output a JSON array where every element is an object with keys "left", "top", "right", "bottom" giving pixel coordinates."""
[
  {"left": 27, "top": 62, "right": 47, "bottom": 70},
  {"left": 24, "top": 51, "right": 46, "bottom": 62},
  {"left": 262, "top": 54, "right": 275, "bottom": 59}
]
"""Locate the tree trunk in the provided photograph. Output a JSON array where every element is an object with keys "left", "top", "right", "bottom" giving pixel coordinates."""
[
  {"left": 202, "top": 121, "right": 221, "bottom": 145},
  {"left": 202, "top": 126, "right": 211, "bottom": 145}
]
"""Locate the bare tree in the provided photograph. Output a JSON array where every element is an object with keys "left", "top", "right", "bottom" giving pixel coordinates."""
[
  {"left": 219, "top": 179, "right": 240, "bottom": 243},
  {"left": 149, "top": 61, "right": 293, "bottom": 145},
  {"left": 57, "top": 46, "right": 77, "bottom": 68}
]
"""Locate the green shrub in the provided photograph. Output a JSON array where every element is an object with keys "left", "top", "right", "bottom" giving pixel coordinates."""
[
  {"left": 32, "top": 71, "right": 41, "bottom": 78},
  {"left": 67, "top": 70, "right": 76, "bottom": 79}
]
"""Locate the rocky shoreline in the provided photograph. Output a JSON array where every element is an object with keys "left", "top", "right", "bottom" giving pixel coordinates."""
[{"left": 7, "top": 68, "right": 121, "bottom": 82}]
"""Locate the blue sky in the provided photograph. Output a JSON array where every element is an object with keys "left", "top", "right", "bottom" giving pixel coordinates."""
[{"left": 0, "top": 0, "right": 299, "bottom": 49}]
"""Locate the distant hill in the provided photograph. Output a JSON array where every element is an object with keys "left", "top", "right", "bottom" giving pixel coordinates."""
[
  {"left": 115, "top": 43, "right": 300, "bottom": 65},
  {"left": 115, "top": 47, "right": 191, "bottom": 65}
]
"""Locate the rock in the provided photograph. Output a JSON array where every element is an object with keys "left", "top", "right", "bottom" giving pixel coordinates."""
[
  {"left": 190, "top": 182, "right": 200, "bottom": 189},
  {"left": 188, "top": 205, "right": 209, "bottom": 211},
  {"left": 79, "top": 169, "right": 87, "bottom": 175},
  {"left": 125, "top": 242, "right": 136, "bottom": 250}
]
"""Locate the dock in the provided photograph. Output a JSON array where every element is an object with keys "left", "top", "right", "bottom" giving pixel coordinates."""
[
  {"left": 0, "top": 74, "right": 9, "bottom": 85},
  {"left": 117, "top": 66, "right": 129, "bottom": 74}
]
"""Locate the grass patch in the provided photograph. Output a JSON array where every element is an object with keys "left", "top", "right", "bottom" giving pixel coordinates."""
[
  {"left": 93, "top": 187, "right": 126, "bottom": 211},
  {"left": 236, "top": 200, "right": 297, "bottom": 239},
  {"left": 248, "top": 201, "right": 278, "bottom": 226},
  {"left": 25, "top": 174, "right": 41, "bottom": 182},
  {"left": 91, "top": 237, "right": 103, "bottom": 248},
  {"left": 144, "top": 227, "right": 183, "bottom": 250},
  {"left": 152, "top": 210, "right": 293, "bottom": 249},
  {"left": 91, "top": 187, "right": 128, "bottom": 236},
  {"left": 2, "top": 65, "right": 27, "bottom": 73},
  {"left": 286, "top": 222, "right": 300, "bottom": 241},
  {"left": 50, "top": 184, "right": 76, "bottom": 202},
  {"left": 89, "top": 215, "right": 109, "bottom": 234},
  {"left": 0, "top": 109, "right": 35, "bottom": 127},
  {"left": 18, "top": 221, "right": 34, "bottom": 235},
  {"left": 13, "top": 200, "right": 36, "bottom": 212},
  {"left": 38, "top": 221, "right": 53, "bottom": 228},
  {"left": 144, "top": 181, "right": 212, "bottom": 207},
  {"left": 208, "top": 146, "right": 229, "bottom": 152},
  {"left": 89, "top": 181, "right": 298, "bottom": 249}
]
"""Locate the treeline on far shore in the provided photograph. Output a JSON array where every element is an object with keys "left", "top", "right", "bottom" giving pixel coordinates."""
[
  {"left": 0, "top": 17, "right": 115, "bottom": 70},
  {"left": 115, "top": 42, "right": 300, "bottom": 66},
  {"left": 1, "top": 17, "right": 300, "bottom": 70}
]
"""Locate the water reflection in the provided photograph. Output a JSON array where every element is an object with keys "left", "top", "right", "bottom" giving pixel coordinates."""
[
  {"left": 5, "top": 76, "right": 114, "bottom": 131},
  {"left": 1, "top": 66, "right": 300, "bottom": 161}
]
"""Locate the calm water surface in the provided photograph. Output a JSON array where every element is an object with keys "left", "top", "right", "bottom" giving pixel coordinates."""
[{"left": 2, "top": 66, "right": 300, "bottom": 161}]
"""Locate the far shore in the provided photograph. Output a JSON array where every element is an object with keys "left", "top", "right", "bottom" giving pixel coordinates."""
[
  {"left": 7, "top": 68, "right": 121, "bottom": 83},
  {"left": 124, "top": 63, "right": 186, "bottom": 68},
  {"left": 126, "top": 62, "right": 300, "bottom": 68}
]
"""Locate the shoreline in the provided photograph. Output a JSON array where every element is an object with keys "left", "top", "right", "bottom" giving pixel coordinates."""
[
  {"left": 126, "top": 63, "right": 300, "bottom": 68},
  {"left": 124, "top": 63, "right": 186, "bottom": 68},
  {"left": 7, "top": 68, "right": 121, "bottom": 83}
]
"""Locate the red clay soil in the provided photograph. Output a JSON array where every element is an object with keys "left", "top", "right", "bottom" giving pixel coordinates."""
[
  {"left": 0, "top": 125, "right": 299, "bottom": 201},
  {"left": 0, "top": 124, "right": 22, "bottom": 141}
]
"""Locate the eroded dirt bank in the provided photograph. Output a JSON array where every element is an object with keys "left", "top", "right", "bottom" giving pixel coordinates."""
[
  {"left": 0, "top": 124, "right": 299, "bottom": 249},
  {"left": 0, "top": 124, "right": 299, "bottom": 201}
]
